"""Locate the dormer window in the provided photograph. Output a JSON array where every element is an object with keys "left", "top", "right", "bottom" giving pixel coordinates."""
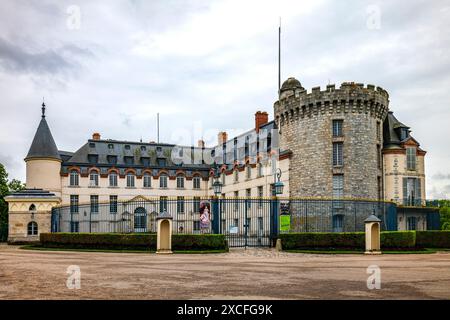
[
  {"left": 124, "top": 156, "right": 134, "bottom": 165},
  {"left": 88, "top": 154, "right": 98, "bottom": 164},
  {"left": 400, "top": 128, "right": 409, "bottom": 141},
  {"left": 89, "top": 142, "right": 96, "bottom": 148},
  {"left": 125, "top": 145, "right": 131, "bottom": 150},
  {"left": 108, "top": 143, "right": 114, "bottom": 150},
  {"left": 141, "top": 146, "right": 146, "bottom": 151},
  {"left": 157, "top": 158, "right": 166, "bottom": 166},
  {"left": 141, "top": 157, "right": 150, "bottom": 167},
  {"left": 107, "top": 155, "right": 117, "bottom": 165}
]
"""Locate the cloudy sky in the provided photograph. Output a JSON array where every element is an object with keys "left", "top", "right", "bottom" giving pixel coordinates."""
[{"left": 0, "top": 0, "right": 449, "bottom": 198}]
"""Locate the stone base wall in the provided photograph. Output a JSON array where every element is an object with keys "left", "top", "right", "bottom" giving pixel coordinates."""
[{"left": 8, "top": 211, "right": 52, "bottom": 243}]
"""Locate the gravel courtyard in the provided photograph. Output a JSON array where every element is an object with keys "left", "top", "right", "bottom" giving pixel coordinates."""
[{"left": 0, "top": 244, "right": 449, "bottom": 300}]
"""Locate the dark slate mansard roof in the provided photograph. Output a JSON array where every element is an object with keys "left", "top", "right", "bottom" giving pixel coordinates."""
[
  {"left": 60, "top": 139, "right": 213, "bottom": 178},
  {"left": 383, "top": 111, "right": 424, "bottom": 152}
]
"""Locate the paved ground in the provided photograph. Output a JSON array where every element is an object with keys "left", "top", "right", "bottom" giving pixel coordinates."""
[{"left": 0, "top": 244, "right": 449, "bottom": 300}]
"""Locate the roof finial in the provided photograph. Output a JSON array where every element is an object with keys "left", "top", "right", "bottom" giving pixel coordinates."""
[{"left": 41, "top": 97, "right": 46, "bottom": 118}]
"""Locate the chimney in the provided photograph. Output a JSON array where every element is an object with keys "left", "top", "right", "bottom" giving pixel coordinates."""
[
  {"left": 92, "top": 132, "right": 101, "bottom": 140},
  {"left": 218, "top": 131, "right": 228, "bottom": 145},
  {"left": 255, "top": 111, "right": 269, "bottom": 133},
  {"left": 198, "top": 139, "right": 205, "bottom": 148}
]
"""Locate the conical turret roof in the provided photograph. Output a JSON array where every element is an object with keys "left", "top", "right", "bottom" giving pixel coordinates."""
[{"left": 25, "top": 104, "right": 61, "bottom": 161}]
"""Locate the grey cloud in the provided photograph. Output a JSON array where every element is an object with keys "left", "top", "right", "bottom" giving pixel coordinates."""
[
  {"left": 0, "top": 37, "right": 93, "bottom": 75},
  {"left": 432, "top": 173, "right": 450, "bottom": 180}
]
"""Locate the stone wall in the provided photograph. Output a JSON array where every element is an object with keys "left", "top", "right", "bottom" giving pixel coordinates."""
[{"left": 274, "top": 82, "right": 389, "bottom": 199}]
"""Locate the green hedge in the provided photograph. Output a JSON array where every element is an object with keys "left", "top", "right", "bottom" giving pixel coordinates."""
[
  {"left": 279, "top": 231, "right": 416, "bottom": 250},
  {"left": 381, "top": 231, "right": 416, "bottom": 248},
  {"left": 172, "top": 234, "right": 228, "bottom": 251},
  {"left": 40, "top": 233, "right": 228, "bottom": 251},
  {"left": 279, "top": 232, "right": 365, "bottom": 250},
  {"left": 416, "top": 231, "right": 450, "bottom": 248}
]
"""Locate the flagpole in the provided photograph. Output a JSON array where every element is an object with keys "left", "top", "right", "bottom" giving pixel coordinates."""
[{"left": 278, "top": 17, "right": 281, "bottom": 98}]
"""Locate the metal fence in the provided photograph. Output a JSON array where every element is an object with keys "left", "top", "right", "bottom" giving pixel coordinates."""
[
  {"left": 284, "top": 199, "right": 397, "bottom": 233},
  {"left": 51, "top": 198, "right": 397, "bottom": 247}
]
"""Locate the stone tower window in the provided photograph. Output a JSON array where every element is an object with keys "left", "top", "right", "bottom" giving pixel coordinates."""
[
  {"left": 332, "top": 142, "right": 343, "bottom": 166},
  {"left": 332, "top": 120, "right": 343, "bottom": 137},
  {"left": 29, "top": 204, "right": 36, "bottom": 212}
]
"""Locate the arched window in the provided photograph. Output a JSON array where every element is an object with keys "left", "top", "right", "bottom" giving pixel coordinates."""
[
  {"left": 109, "top": 171, "right": 118, "bottom": 187},
  {"left": 176, "top": 174, "right": 185, "bottom": 189},
  {"left": 70, "top": 170, "right": 79, "bottom": 186},
  {"left": 193, "top": 176, "right": 201, "bottom": 189},
  {"left": 27, "top": 221, "right": 38, "bottom": 236},
  {"left": 29, "top": 204, "right": 36, "bottom": 211},
  {"left": 160, "top": 174, "right": 168, "bottom": 188},
  {"left": 143, "top": 172, "right": 152, "bottom": 188},
  {"left": 89, "top": 170, "right": 99, "bottom": 187},
  {"left": 126, "top": 173, "right": 135, "bottom": 187}
]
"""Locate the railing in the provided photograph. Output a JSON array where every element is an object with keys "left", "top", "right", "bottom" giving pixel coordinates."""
[{"left": 402, "top": 198, "right": 424, "bottom": 207}]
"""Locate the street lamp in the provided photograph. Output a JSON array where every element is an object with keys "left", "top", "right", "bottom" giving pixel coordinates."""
[
  {"left": 211, "top": 163, "right": 223, "bottom": 234},
  {"left": 273, "top": 168, "right": 284, "bottom": 196},
  {"left": 213, "top": 179, "right": 223, "bottom": 196},
  {"left": 212, "top": 163, "right": 223, "bottom": 196}
]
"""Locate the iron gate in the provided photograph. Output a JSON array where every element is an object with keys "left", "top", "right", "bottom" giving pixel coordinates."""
[{"left": 51, "top": 198, "right": 396, "bottom": 248}]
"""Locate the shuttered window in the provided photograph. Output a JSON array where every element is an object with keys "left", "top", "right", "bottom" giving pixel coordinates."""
[{"left": 406, "top": 148, "right": 416, "bottom": 171}]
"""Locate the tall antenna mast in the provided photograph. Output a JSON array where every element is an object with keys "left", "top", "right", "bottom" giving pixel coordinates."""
[
  {"left": 157, "top": 113, "right": 160, "bottom": 143},
  {"left": 278, "top": 17, "right": 281, "bottom": 98}
]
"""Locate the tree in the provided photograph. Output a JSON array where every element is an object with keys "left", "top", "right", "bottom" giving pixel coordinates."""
[
  {"left": 440, "top": 203, "right": 450, "bottom": 230},
  {"left": 0, "top": 163, "right": 25, "bottom": 241}
]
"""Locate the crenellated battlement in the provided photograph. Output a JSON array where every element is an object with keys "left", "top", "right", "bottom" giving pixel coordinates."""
[{"left": 274, "top": 81, "right": 390, "bottom": 125}]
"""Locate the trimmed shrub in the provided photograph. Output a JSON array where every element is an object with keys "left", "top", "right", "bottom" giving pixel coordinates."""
[
  {"left": 416, "top": 231, "right": 450, "bottom": 248},
  {"left": 39, "top": 233, "right": 228, "bottom": 251},
  {"left": 40, "top": 233, "right": 156, "bottom": 250},
  {"left": 279, "top": 233, "right": 365, "bottom": 250},
  {"left": 381, "top": 231, "right": 415, "bottom": 249},
  {"left": 279, "top": 231, "right": 416, "bottom": 250}
]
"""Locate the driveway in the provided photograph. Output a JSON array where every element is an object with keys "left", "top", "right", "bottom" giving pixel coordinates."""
[{"left": 0, "top": 245, "right": 449, "bottom": 299}]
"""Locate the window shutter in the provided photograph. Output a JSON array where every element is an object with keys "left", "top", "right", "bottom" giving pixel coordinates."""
[
  {"left": 402, "top": 178, "right": 407, "bottom": 205},
  {"left": 415, "top": 178, "right": 422, "bottom": 203}
]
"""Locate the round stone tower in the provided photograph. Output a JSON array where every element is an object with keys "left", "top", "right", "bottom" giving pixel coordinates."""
[
  {"left": 25, "top": 103, "right": 62, "bottom": 196},
  {"left": 274, "top": 78, "right": 389, "bottom": 200}
]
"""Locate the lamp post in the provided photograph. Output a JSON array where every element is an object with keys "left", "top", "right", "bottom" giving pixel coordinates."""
[
  {"left": 212, "top": 163, "right": 223, "bottom": 234},
  {"left": 271, "top": 168, "right": 284, "bottom": 246}
]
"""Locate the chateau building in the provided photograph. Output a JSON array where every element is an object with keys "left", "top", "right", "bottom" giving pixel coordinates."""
[{"left": 6, "top": 77, "right": 431, "bottom": 242}]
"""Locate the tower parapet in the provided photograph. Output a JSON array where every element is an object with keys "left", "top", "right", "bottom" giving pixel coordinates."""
[{"left": 274, "top": 78, "right": 389, "bottom": 199}]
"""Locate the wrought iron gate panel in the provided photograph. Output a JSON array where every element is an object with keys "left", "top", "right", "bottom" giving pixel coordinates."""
[{"left": 50, "top": 198, "right": 397, "bottom": 248}]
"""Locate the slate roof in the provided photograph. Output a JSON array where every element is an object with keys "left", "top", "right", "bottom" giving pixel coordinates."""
[
  {"left": 25, "top": 117, "right": 61, "bottom": 161},
  {"left": 61, "top": 139, "right": 212, "bottom": 170},
  {"left": 383, "top": 111, "right": 409, "bottom": 149},
  {"left": 5, "top": 188, "right": 57, "bottom": 199}
]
